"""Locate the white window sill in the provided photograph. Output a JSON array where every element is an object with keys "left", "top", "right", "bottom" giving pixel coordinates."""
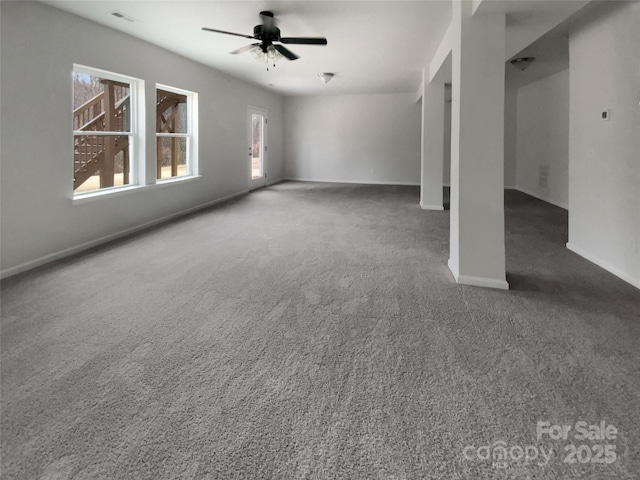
[
  {"left": 152, "top": 175, "right": 201, "bottom": 188},
  {"left": 72, "top": 175, "right": 202, "bottom": 204}
]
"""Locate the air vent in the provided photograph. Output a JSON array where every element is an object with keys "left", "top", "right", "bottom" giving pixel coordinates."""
[{"left": 110, "top": 11, "right": 136, "bottom": 23}]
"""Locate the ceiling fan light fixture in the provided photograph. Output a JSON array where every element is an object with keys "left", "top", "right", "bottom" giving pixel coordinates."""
[
  {"left": 510, "top": 57, "right": 535, "bottom": 71},
  {"left": 318, "top": 72, "right": 335, "bottom": 84},
  {"left": 250, "top": 44, "right": 284, "bottom": 71},
  {"left": 250, "top": 44, "right": 283, "bottom": 62}
]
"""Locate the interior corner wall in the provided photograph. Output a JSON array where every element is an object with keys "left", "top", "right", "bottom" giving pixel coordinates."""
[
  {"left": 567, "top": 1, "right": 640, "bottom": 288},
  {"left": 0, "top": 1, "right": 284, "bottom": 276},
  {"left": 284, "top": 94, "right": 421, "bottom": 185},
  {"left": 443, "top": 87, "right": 452, "bottom": 186},
  {"left": 503, "top": 84, "right": 518, "bottom": 188},
  {"left": 515, "top": 69, "right": 569, "bottom": 208}
]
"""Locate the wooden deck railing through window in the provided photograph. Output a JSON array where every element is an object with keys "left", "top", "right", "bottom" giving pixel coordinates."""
[
  {"left": 73, "top": 80, "right": 130, "bottom": 191},
  {"left": 74, "top": 82, "right": 188, "bottom": 191}
]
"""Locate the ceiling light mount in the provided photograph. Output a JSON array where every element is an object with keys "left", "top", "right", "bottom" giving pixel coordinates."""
[
  {"left": 109, "top": 11, "right": 136, "bottom": 23},
  {"left": 510, "top": 57, "right": 535, "bottom": 71},
  {"left": 318, "top": 72, "right": 335, "bottom": 84}
]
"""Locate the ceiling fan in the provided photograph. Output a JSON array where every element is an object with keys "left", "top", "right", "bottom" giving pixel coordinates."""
[{"left": 202, "top": 11, "right": 327, "bottom": 62}]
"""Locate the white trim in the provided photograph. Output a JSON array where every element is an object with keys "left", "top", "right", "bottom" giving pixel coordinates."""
[
  {"left": 1, "top": 189, "right": 247, "bottom": 279},
  {"left": 155, "top": 84, "right": 197, "bottom": 178},
  {"left": 156, "top": 83, "right": 193, "bottom": 97},
  {"left": 72, "top": 183, "right": 147, "bottom": 204},
  {"left": 284, "top": 177, "right": 420, "bottom": 186},
  {"left": 266, "top": 177, "right": 285, "bottom": 187},
  {"left": 448, "top": 259, "right": 509, "bottom": 290},
  {"left": 154, "top": 175, "right": 201, "bottom": 188},
  {"left": 455, "top": 274, "right": 509, "bottom": 290},
  {"left": 448, "top": 258, "right": 458, "bottom": 278},
  {"left": 73, "top": 131, "right": 132, "bottom": 136},
  {"left": 420, "top": 202, "right": 445, "bottom": 211},
  {"left": 248, "top": 106, "right": 268, "bottom": 191},
  {"left": 429, "top": 21, "right": 453, "bottom": 83},
  {"left": 566, "top": 243, "right": 640, "bottom": 289},
  {"left": 514, "top": 186, "right": 568, "bottom": 210},
  {"left": 72, "top": 175, "right": 202, "bottom": 204},
  {"left": 415, "top": 78, "right": 423, "bottom": 104},
  {"left": 72, "top": 65, "right": 145, "bottom": 197},
  {"left": 156, "top": 133, "right": 189, "bottom": 138},
  {"left": 73, "top": 64, "right": 140, "bottom": 84}
]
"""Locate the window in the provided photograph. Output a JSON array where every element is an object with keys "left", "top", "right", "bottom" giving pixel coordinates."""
[
  {"left": 156, "top": 85, "right": 197, "bottom": 180},
  {"left": 72, "top": 66, "right": 140, "bottom": 195}
]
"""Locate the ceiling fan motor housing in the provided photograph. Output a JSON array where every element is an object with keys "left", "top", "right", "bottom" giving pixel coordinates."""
[{"left": 253, "top": 24, "right": 280, "bottom": 42}]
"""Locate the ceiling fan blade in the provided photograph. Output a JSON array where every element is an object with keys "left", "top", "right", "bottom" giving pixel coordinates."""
[
  {"left": 280, "top": 37, "right": 327, "bottom": 45},
  {"left": 231, "top": 43, "right": 260, "bottom": 55},
  {"left": 273, "top": 44, "right": 299, "bottom": 61},
  {"left": 201, "top": 27, "right": 255, "bottom": 39}
]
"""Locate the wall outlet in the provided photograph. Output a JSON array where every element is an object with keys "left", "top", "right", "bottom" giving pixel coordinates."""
[{"left": 601, "top": 109, "right": 612, "bottom": 121}]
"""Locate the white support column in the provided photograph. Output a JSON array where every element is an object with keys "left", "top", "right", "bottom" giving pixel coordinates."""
[
  {"left": 449, "top": 0, "right": 508, "bottom": 290},
  {"left": 420, "top": 69, "right": 445, "bottom": 210}
]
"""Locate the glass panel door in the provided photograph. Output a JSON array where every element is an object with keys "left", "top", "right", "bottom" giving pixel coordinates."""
[
  {"left": 248, "top": 107, "right": 267, "bottom": 190},
  {"left": 251, "top": 114, "right": 263, "bottom": 179}
]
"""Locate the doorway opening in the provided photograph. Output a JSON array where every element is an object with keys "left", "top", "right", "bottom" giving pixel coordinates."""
[{"left": 248, "top": 107, "right": 267, "bottom": 190}]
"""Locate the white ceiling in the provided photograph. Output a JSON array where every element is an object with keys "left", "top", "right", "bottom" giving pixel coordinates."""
[{"left": 43, "top": 0, "right": 591, "bottom": 96}]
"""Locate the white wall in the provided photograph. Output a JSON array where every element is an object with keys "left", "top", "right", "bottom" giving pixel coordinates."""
[
  {"left": 515, "top": 69, "right": 569, "bottom": 208},
  {"left": 284, "top": 94, "right": 421, "bottom": 185},
  {"left": 567, "top": 2, "right": 640, "bottom": 288},
  {"left": 447, "top": 83, "right": 513, "bottom": 189},
  {"left": 420, "top": 80, "right": 445, "bottom": 210},
  {"left": 0, "top": 1, "right": 284, "bottom": 276},
  {"left": 443, "top": 88, "right": 452, "bottom": 186},
  {"left": 503, "top": 84, "right": 518, "bottom": 188}
]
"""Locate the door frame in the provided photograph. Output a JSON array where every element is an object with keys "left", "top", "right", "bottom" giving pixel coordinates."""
[{"left": 247, "top": 106, "right": 268, "bottom": 191}]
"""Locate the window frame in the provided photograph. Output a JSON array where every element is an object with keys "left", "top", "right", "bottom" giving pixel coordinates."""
[
  {"left": 72, "top": 64, "right": 144, "bottom": 198},
  {"left": 155, "top": 84, "right": 198, "bottom": 181}
]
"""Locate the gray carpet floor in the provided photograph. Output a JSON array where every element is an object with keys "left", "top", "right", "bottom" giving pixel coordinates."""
[{"left": 2, "top": 181, "right": 639, "bottom": 479}]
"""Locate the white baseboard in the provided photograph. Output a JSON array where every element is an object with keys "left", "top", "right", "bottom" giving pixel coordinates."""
[
  {"left": 514, "top": 186, "right": 568, "bottom": 210},
  {"left": 283, "top": 177, "right": 420, "bottom": 186},
  {"left": 448, "top": 259, "right": 509, "bottom": 290},
  {"left": 566, "top": 243, "right": 640, "bottom": 289},
  {"left": 1, "top": 190, "right": 249, "bottom": 279},
  {"left": 456, "top": 274, "right": 510, "bottom": 290},
  {"left": 267, "top": 177, "right": 285, "bottom": 186},
  {"left": 420, "top": 202, "right": 444, "bottom": 211},
  {"left": 448, "top": 258, "right": 458, "bottom": 280}
]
